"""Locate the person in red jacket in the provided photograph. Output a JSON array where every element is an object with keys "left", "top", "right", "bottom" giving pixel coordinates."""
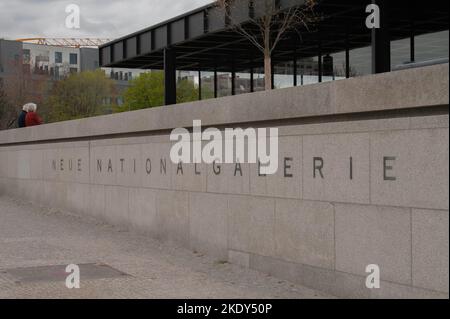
[{"left": 25, "top": 103, "right": 43, "bottom": 127}]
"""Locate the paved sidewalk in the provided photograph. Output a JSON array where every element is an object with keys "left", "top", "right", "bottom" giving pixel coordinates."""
[{"left": 0, "top": 196, "right": 333, "bottom": 299}]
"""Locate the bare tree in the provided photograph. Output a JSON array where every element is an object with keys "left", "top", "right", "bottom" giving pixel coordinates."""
[{"left": 217, "top": 0, "right": 318, "bottom": 90}]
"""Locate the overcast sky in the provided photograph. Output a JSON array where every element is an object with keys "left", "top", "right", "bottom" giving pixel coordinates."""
[{"left": 0, "top": 0, "right": 213, "bottom": 40}]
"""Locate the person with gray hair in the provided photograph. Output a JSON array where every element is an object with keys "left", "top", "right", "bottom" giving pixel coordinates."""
[
  {"left": 17, "top": 103, "right": 32, "bottom": 128},
  {"left": 24, "top": 103, "right": 43, "bottom": 127}
]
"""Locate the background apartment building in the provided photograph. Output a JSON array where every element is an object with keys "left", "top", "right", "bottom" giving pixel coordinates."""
[{"left": 1, "top": 39, "right": 100, "bottom": 83}]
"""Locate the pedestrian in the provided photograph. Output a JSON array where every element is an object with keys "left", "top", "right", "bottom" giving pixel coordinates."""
[
  {"left": 24, "top": 103, "right": 43, "bottom": 127},
  {"left": 18, "top": 103, "right": 30, "bottom": 128}
]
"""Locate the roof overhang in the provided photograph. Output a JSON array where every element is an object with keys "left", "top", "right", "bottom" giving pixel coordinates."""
[{"left": 100, "top": 0, "right": 449, "bottom": 72}]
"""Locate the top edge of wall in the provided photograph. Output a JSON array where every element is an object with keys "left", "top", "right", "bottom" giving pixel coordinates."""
[{"left": 0, "top": 63, "right": 448, "bottom": 145}]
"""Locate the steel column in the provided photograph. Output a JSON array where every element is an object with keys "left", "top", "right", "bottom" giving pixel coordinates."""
[
  {"left": 371, "top": 0, "right": 391, "bottom": 74},
  {"left": 164, "top": 48, "right": 177, "bottom": 105}
]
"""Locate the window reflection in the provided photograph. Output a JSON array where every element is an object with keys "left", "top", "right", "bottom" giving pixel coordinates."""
[
  {"left": 274, "top": 61, "right": 294, "bottom": 89},
  {"left": 195, "top": 30, "right": 448, "bottom": 98},
  {"left": 216, "top": 72, "right": 232, "bottom": 97},
  {"left": 177, "top": 70, "right": 199, "bottom": 103},
  {"left": 253, "top": 67, "right": 265, "bottom": 92},
  {"left": 349, "top": 46, "right": 372, "bottom": 77},
  {"left": 296, "top": 57, "right": 319, "bottom": 85},
  {"left": 235, "top": 71, "right": 251, "bottom": 95},
  {"left": 324, "top": 51, "right": 347, "bottom": 82},
  {"left": 415, "top": 30, "right": 449, "bottom": 63},
  {"left": 391, "top": 37, "right": 411, "bottom": 69},
  {"left": 200, "top": 71, "right": 215, "bottom": 100}
]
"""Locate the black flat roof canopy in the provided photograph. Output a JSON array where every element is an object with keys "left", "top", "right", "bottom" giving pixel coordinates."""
[{"left": 100, "top": 0, "right": 449, "bottom": 72}]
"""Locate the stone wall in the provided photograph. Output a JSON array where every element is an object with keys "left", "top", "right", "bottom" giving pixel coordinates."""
[{"left": 0, "top": 64, "right": 448, "bottom": 298}]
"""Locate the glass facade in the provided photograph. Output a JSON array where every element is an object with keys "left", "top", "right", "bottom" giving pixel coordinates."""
[
  {"left": 324, "top": 51, "right": 346, "bottom": 82},
  {"left": 177, "top": 70, "right": 199, "bottom": 103},
  {"left": 391, "top": 30, "right": 449, "bottom": 69},
  {"left": 170, "top": 32, "right": 447, "bottom": 100},
  {"left": 349, "top": 45, "right": 372, "bottom": 77},
  {"left": 216, "top": 72, "right": 232, "bottom": 97},
  {"left": 415, "top": 30, "right": 449, "bottom": 63},
  {"left": 253, "top": 67, "right": 265, "bottom": 92},
  {"left": 235, "top": 71, "right": 251, "bottom": 95},
  {"left": 200, "top": 71, "right": 215, "bottom": 100},
  {"left": 296, "top": 56, "right": 319, "bottom": 85},
  {"left": 273, "top": 61, "right": 294, "bottom": 89},
  {"left": 168, "top": 29, "right": 448, "bottom": 100},
  {"left": 391, "top": 37, "right": 411, "bottom": 69}
]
